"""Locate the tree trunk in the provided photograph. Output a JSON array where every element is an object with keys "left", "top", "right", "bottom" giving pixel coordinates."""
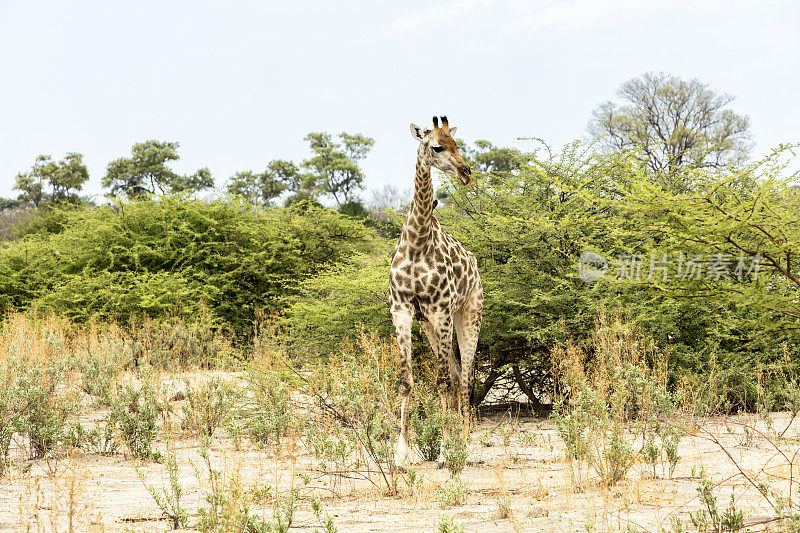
[{"left": 512, "top": 364, "right": 546, "bottom": 414}]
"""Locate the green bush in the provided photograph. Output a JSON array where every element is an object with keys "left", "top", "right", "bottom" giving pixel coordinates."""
[
  {"left": 442, "top": 431, "right": 468, "bottom": 478},
  {"left": 73, "top": 334, "right": 131, "bottom": 405},
  {"left": 14, "top": 363, "right": 77, "bottom": 460},
  {"left": 0, "top": 197, "right": 367, "bottom": 339},
  {"left": 242, "top": 365, "right": 293, "bottom": 447},
  {"left": 300, "top": 334, "right": 399, "bottom": 494},
  {"left": 110, "top": 378, "right": 163, "bottom": 459},
  {"left": 439, "top": 476, "right": 468, "bottom": 507},
  {"left": 181, "top": 377, "right": 234, "bottom": 437},
  {"left": 283, "top": 248, "right": 393, "bottom": 355},
  {"left": 411, "top": 386, "right": 443, "bottom": 462}
]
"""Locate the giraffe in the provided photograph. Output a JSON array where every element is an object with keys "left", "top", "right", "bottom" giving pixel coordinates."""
[{"left": 390, "top": 116, "right": 483, "bottom": 465}]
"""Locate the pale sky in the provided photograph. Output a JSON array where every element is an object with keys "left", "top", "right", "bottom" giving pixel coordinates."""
[{"left": 0, "top": 0, "right": 798, "bottom": 203}]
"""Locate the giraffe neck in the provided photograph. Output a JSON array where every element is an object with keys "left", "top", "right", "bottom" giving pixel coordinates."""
[{"left": 403, "top": 155, "right": 434, "bottom": 251}]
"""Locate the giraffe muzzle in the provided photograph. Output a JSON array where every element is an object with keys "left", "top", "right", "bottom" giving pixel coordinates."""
[{"left": 457, "top": 166, "right": 472, "bottom": 185}]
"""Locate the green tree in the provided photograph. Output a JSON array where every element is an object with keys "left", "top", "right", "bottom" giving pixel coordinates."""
[
  {"left": 439, "top": 140, "right": 523, "bottom": 203},
  {"left": 171, "top": 167, "right": 214, "bottom": 194},
  {"left": 102, "top": 140, "right": 213, "bottom": 197},
  {"left": 303, "top": 132, "right": 374, "bottom": 206},
  {"left": 588, "top": 72, "right": 752, "bottom": 183},
  {"left": 226, "top": 160, "right": 296, "bottom": 205},
  {"left": 14, "top": 153, "right": 89, "bottom": 207},
  {"left": 459, "top": 140, "right": 523, "bottom": 174}
]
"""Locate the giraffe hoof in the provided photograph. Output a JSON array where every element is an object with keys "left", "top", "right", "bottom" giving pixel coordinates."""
[{"left": 392, "top": 464, "right": 412, "bottom": 475}]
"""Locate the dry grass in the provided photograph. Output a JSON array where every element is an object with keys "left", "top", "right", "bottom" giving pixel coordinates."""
[{"left": 1, "top": 311, "right": 799, "bottom": 532}]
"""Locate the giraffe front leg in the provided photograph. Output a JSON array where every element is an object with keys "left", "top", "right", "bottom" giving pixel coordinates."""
[
  {"left": 392, "top": 309, "right": 414, "bottom": 466},
  {"left": 426, "top": 314, "right": 454, "bottom": 467}
]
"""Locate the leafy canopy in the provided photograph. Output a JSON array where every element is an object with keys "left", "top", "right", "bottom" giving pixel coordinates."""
[
  {"left": 102, "top": 140, "right": 213, "bottom": 197},
  {"left": 14, "top": 153, "right": 89, "bottom": 207},
  {"left": 226, "top": 160, "right": 298, "bottom": 205},
  {"left": 588, "top": 72, "right": 752, "bottom": 183},
  {"left": 302, "top": 132, "right": 374, "bottom": 206}
]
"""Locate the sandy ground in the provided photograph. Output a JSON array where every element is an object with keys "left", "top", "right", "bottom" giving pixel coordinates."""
[{"left": 1, "top": 379, "right": 798, "bottom": 532}]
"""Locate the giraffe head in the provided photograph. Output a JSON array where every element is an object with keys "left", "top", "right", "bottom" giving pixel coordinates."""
[{"left": 410, "top": 116, "right": 472, "bottom": 185}]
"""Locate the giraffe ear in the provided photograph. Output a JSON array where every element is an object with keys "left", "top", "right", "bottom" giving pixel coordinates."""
[
  {"left": 410, "top": 123, "right": 425, "bottom": 141},
  {"left": 448, "top": 127, "right": 457, "bottom": 135}
]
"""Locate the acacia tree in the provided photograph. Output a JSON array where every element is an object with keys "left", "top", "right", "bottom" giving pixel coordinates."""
[
  {"left": 589, "top": 72, "right": 752, "bottom": 183},
  {"left": 14, "top": 153, "right": 89, "bottom": 207},
  {"left": 226, "top": 160, "right": 297, "bottom": 205},
  {"left": 459, "top": 140, "right": 523, "bottom": 174},
  {"left": 302, "top": 132, "right": 374, "bottom": 207},
  {"left": 103, "top": 140, "right": 213, "bottom": 197},
  {"left": 618, "top": 145, "right": 800, "bottom": 330}
]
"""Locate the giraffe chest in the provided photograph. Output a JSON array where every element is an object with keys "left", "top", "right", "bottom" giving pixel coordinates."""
[{"left": 389, "top": 246, "right": 466, "bottom": 318}]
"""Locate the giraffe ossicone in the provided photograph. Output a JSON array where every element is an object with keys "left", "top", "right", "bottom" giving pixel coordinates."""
[{"left": 390, "top": 116, "right": 483, "bottom": 465}]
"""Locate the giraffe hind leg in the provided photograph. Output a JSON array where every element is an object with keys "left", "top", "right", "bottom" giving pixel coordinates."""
[
  {"left": 454, "top": 282, "right": 483, "bottom": 437},
  {"left": 423, "top": 314, "right": 458, "bottom": 464}
]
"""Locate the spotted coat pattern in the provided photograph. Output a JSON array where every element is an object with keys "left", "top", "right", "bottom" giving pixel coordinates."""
[{"left": 390, "top": 116, "right": 483, "bottom": 464}]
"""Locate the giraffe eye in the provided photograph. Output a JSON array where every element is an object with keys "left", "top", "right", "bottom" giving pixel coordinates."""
[{"left": 432, "top": 146, "right": 445, "bottom": 153}]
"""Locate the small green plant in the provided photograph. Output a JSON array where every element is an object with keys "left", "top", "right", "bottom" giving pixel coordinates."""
[
  {"left": 299, "top": 335, "right": 400, "bottom": 495},
  {"left": 249, "top": 483, "right": 273, "bottom": 504},
  {"left": 499, "top": 422, "right": 514, "bottom": 448},
  {"left": 739, "top": 425, "right": 755, "bottom": 447},
  {"left": 87, "top": 414, "right": 119, "bottom": 456},
  {"left": 662, "top": 515, "right": 684, "bottom": 533},
  {"left": 0, "top": 361, "right": 22, "bottom": 474},
  {"left": 244, "top": 369, "right": 293, "bottom": 447},
  {"left": 553, "top": 398, "right": 592, "bottom": 463},
  {"left": 664, "top": 427, "right": 682, "bottom": 478},
  {"left": 643, "top": 434, "right": 660, "bottom": 477},
  {"left": 552, "top": 312, "right": 678, "bottom": 488},
  {"left": 642, "top": 422, "right": 682, "bottom": 480},
  {"left": 720, "top": 493, "right": 744, "bottom": 531},
  {"left": 584, "top": 513, "right": 596, "bottom": 532},
  {"left": 690, "top": 478, "right": 745, "bottom": 533},
  {"left": 439, "top": 476, "right": 468, "bottom": 507},
  {"left": 74, "top": 339, "right": 129, "bottom": 405},
  {"left": 181, "top": 377, "right": 233, "bottom": 437},
  {"left": 518, "top": 431, "right": 537, "bottom": 448},
  {"left": 14, "top": 363, "right": 77, "bottom": 460},
  {"left": 603, "top": 427, "right": 634, "bottom": 487},
  {"left": 311, "top": 497, "right": 337, "bottom": 533},
  {"left": 401, "top": 465, "right": 423, "bottom": 496},
  {"left": 137, "top": 442, "right": 188, "bottom": 529},
  {"left": 304, "top": 421, "right": 355, "bottom": 497},
  {"left": 442, "top": 430, "right": 468, "bottom": 477},
  {"left": 411, "top": 388, "right": 442, "bottom": 462},
  {"left": 224, "top": 417, "right": 244, "bottom": 451},
  {"left": 109, "top": 378, "right": 163, "bottom": 459},
  {"left": 436, "top": 513, "right": 465, "bottom": 533},
  {"left": 496, "top": 495, "right": 513, "bottom": 519},
  {"left": 194, "top": 435, "right": 260, "bottom": 532}
]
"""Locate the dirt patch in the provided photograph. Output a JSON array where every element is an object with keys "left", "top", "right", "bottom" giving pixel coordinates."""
[{"left": 1, "top": 373, "right": 797, "bottom": 532}]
